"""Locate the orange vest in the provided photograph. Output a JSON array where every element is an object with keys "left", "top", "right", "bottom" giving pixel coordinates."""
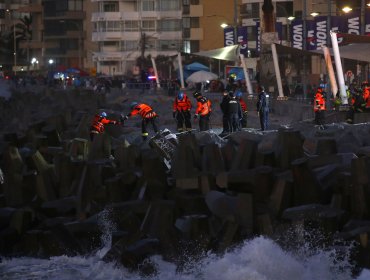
[
  {"left": 129, "top": 103, "right": 157, "bottom": 119},
  {"left": 90, "top": 115, "right": 115, "bottom": 133},
  {"left": 314, "top": 92, "right": 326, "bottom": 112},
  {"left": 173, "top": 94, "right": 192, "bottom": 112},
  {"left": 196, "top": 97, "right": 212, "bottom": 116}
]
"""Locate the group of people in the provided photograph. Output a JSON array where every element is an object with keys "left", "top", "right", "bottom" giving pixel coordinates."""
[
  {"left": 313, "top": 81, "right": 370, "bottom": 126},
  {"left": 89, "top": 85, "right": 271, "bottom": 141}
]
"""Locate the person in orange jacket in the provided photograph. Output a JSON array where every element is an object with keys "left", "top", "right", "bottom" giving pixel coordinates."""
[
  {"left": 193, "top": 91, "right": 212, "bottom": 131},
  {"left": 173, "top": 90, "right": 192, "bottom": 132},
  {"left": 313, "top": 87, "right": 326, "bottom": 126},
  {"left": 122, "top": 102, "right": 158, "bottom": 140},
  {"left": 90, "top": 111, "right": 119, "bottom": 141},
  {"left": 362, "top": 81, "right": 370, "bottom": 110}
]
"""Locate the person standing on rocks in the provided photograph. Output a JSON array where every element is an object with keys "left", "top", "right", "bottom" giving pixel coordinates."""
[
  {"left": 235, "top": 89, "right": 248, "bottom": 128},
  {"left": 256, "top": 85, "right": 269, "bottom": 131},
  {"left": 313, "top": 86, "right": 326, "bottom": 127},
  {"left": 227, "top": 91, "right": 242, "bottom": 133},
  {"left": 122, "top": 102, "right": 159, "bottom": 140},
  {"left": 173, "top": 89, "right": 192, "bottom": 132},
  {"left": 193, "top": 91, "right": 212, "bottom": 131},
  {"left": 220, "top": 91, "right": 231, "bottom": 136},
  {"left": 90, "top": 111, "right": 120, "bottom": 141}
]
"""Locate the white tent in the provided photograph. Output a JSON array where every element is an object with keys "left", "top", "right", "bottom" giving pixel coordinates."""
[{"left": 192, "top": 45, "right": 240, "bottom": 61}]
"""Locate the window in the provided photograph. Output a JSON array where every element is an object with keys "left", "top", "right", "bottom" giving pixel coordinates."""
[
  {"left": 68, "top": 0, "right": 83, "bottom": 11},
  {"left": 276, "top": 2, "right": 293, "bottom": 18},
  {"left": 159, "top": 40, "right": 179, "bottom": 50},
  {"left": 142, "top": 20, "right": 156, "bottom": 31},
  {"left": 190, "top": 17, "right": 199, "bottom": 28},
  {"left": 183, "top": 17, "right": 190, "bottom": 28},
  {"left": 247, "top": 26, "right": 256, "bottom": 41},
  {"left": 158, "top": 19, "right": 181, "bottom": 31},
  {"left": 107, "top": 21, "right": 120, "bottom": 32},
  {"left": 123, "top": 40, "right": 138, "bottom": 51},
  {"left": 142, "top": 0, "right": 155, "bottom": 11},
  {"left": 103, "top": 2, "right": 118, "bottom": 12},
  {"left": 124, "top": 21, "right": 139, "bottom": 31},
  {"left": 245, "top": 3, "right": 260, "bottom": 19},
  {"left": 159, "top": 0, "right": 180, "bottom": 11}
]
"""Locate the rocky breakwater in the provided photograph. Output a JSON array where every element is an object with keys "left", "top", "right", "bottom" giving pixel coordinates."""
[{"left": 1, "top": 87, "right": 370, "bottom": 276}]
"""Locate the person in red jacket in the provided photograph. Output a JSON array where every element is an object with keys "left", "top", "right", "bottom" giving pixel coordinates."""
[
  {"left": 122, "top": 102, "right": 158, "bottom": 140},
  {"left": 173, "top": 90, "right": 192, "bottom": 132},
  {"left": 90, "top": 111, "right": 119, "bottom": 141},
  {"left": 193, "top": 91, "right": 212, "bottom": 131},
  {"left": 362, "top": 81, "right": 370, "bottom": 110},
  {"left": 314, "top": 87, "right": 326, "bottom": 126},
  {"left": 235, "top": 89, "right": 248, "bottom": 128}
]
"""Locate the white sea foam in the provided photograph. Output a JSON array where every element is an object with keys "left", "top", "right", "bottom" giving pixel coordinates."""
[{"left": 1, "top": 235, "right": 368, "bottom": 280}]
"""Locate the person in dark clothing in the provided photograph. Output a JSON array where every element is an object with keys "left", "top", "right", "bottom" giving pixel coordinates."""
[
  {"left": 256, "top": 85, "right": 269, "bottom": 131},
  {"left": 220, "top": 91, "right": 231, "bottom": 135},
  {"left": 227, "top": 91, "right": 242, "bottom": 132}
]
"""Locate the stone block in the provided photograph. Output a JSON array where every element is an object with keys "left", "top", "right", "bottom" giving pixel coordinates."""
[
  {"left": 199, "top": 174, "right": 217, "bottom": 195},
  {"left": 201, "top": 143, "right": 225, "bottom": 175},
  {"left": 9, "top": 208, "right": 34, "bottom": 235},
  {"left": 0, "top": 207, "right": 16, "bottom": 230},
  {"left": 256, "top": 213, "right": 273, "bottom": 235},
  {"left": 291, "top": 157, "right": 322, "bottom": 205},
  {"left": 220, "top": 141, "right": 236, "bottom": 171},
  {"left": 276, "top": 128, "right": 304, "bottom": 170},
  {"left": 88, "top": 132, "right": 112, "bottom": 160},
  {"left": 69, "top": 138, "right": 89, "bottom": 162},
  {"left": 175, "top": 176, "right": 199, "bottom": 190},
  {"left": 269, "top": 175, "right": 293, "bottom": 217},
  {"left": 230, "top": 138, "right": 258, "bottom": 171}
]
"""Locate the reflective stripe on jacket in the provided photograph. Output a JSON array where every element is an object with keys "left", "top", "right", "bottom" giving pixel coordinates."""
[{"left": 129, "top": 103, "right": 157, "bottom": 119}]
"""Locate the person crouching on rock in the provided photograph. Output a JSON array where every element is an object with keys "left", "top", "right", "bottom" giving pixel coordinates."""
[
  {"left": 173, "top": 89, "right": 192, "bottom": 132},
  {"left": 235, "top": 89, "right": 248, "bottom": 128},
  {"left": 122, "top": 102, "right": 159, "bottom": 140},
  {"left": 90, "top": 111, "right": 120, "bottom": 141},
  {"left": 193, "top": 91, "right": 212, "bottom": 131}
]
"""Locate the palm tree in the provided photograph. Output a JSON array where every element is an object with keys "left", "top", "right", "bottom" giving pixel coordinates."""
[{"left": 15, "top": 15, "right": 32, "bottom": 69}]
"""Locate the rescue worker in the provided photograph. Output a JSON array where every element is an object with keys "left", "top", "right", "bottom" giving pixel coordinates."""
[
  {"left": 235, "top": 89, "right": 248, "bottom": 128},
  {"left": 219, "top": 91, "right": 231, "bottom": 135},
  {"left": 173, "top": 90, "right": 192, "bottom": 132},
  {"left": 362, "top": 81, "right": 370, "bottom": 111},
  {"left": 256, "top": 85, "right": 269, "bottom": 131},
  {"left": 193, "top": 91, "right": 212, "bottom": 131},
  {"left": 122, "top": 102, "right": 158, "bottom": 140},
  {"left": 90, "top": 111, "right": 119, "bottom": 141},
  {"left": 313, "top": 87, "right": 326, "bottom": 126},
  {"left": 227, "top": 91, "right": 242, "bottom": 133}
]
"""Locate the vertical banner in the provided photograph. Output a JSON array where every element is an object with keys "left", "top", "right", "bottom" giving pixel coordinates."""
[
  {"left": 256, "top": 21, "right": 261, "bottom": 55},
  {"left": 237, "top": 26, "right": 248, "bottom": 55},
  {"left": 346, "top": 11, "right": 360, "bottom": 35},
  {"left": 224, "top": 26, "right": 235, "bottom": 46},
  {"left": 275, "top": 22, "right": 283, "bottom": 42},
  {"left": 330, "top": 16, "right": 347, "bottom": 44},
  {"left": 315, "top": 16, "right": 328, "bottom": 51},
  {"left": 291, "top": 18, "right": 303, "bottom": 49},
  {"left": 306, "top": 20, "right": 316, "bottom": 50},
  {"left": 366, "top": 9, "right": 370, "bottom": 35}
]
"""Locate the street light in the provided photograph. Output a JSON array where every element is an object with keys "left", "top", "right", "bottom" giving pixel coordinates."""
[{"left": 59, "top": 20, "right": 82, "bottom": 69}]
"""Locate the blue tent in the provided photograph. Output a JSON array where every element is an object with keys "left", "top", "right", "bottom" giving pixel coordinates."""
[
  {"left": 181, "top": 62, "right": 210, "bottom": 81},
  {"left": 184, "top": 62, "right": 209, "bottom": 72}
]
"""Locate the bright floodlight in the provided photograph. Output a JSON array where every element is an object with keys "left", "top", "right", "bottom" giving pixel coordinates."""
[
  {"left": 342, "top": 6, "right": 353, "bottom": 13},
  {"left": 220, "top": 23, "right": 228, "bottom": 28},
  {"left": 310, "top": 12, "right": 320, "bottom": 17},
  {"left": 48, "top": 59, "right": 54, "bottom": 65},
  {"left": 288, "top": 16, "right": 295, "bottom": 21},
  {"left": 31, "top": 57, "right": 37, "bottom": 64}
]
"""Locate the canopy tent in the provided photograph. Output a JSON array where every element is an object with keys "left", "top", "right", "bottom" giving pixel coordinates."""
[
  {"left": 184, "top": 62, "right": 209, "bottom": 71},
  {"left": 192, "top": 45, "right": 240, "bottom": 61}
]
